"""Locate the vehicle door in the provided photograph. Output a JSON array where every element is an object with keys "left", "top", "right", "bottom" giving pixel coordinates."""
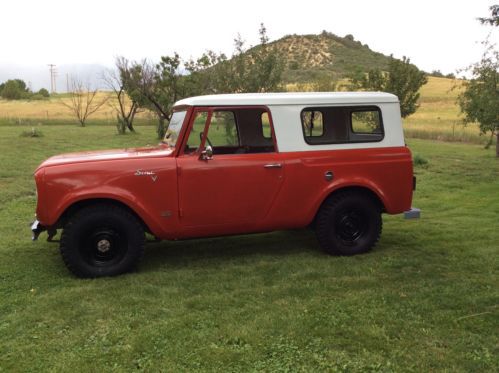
[{"left": 176, "top": 107, "right": 284, "bottom": 230}]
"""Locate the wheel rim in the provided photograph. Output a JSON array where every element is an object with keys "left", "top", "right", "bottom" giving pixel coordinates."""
[
  {"left": 80, "top": 227, "right": 127, "bottom": 267},
  {"left": 335, "top": 209, "right": 367, "bottom": 245}
]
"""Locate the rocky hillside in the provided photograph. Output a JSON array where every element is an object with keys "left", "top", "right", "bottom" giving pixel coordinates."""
[{"left": 265, "top": 32, "right": 393, "bottom": 83}]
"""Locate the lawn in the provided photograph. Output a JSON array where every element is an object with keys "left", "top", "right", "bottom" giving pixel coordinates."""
[{"left": 0, "top": 125, "right": 498, "bottom": 371}]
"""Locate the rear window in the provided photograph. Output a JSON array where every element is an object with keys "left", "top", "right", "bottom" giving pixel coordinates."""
[{"left": 301, "top": 106, "right": 384, "bottom": 145}]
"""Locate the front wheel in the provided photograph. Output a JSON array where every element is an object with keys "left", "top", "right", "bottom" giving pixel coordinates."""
[
  {"left": 60, "top": 204, "right": 145, "bottom": 278},
  {"left": 315, "top": 192, "right": 382, "bottom": 256}
]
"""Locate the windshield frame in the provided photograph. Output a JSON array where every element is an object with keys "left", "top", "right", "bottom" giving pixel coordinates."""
[{"left": 162, "top": 109, "right": 188, "bottom": 148}]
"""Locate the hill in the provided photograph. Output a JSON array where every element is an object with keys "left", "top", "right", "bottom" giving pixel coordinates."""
[{"left": 265, "top": 31, "right": 393, "bottom": 83}]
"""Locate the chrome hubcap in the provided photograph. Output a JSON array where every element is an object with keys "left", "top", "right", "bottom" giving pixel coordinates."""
[{"left": 97, "top": 239, "right": 111, "bottom": 253}]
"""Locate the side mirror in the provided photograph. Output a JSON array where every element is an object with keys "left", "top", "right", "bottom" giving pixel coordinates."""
[{"left": 200, "top": 145, "right": 213, "bottom": 161}]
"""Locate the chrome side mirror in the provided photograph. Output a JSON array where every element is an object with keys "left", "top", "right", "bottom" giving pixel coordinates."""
[{"left": 200, "top": 145, "right": 213, "bottom": 161}]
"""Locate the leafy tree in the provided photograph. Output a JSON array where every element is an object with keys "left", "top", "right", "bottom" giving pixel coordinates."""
[
  {"left": 184, "top": 51, "right": 232, "bottom": 95},
  {"left": 120, "top": 55, "right": 187, "bottom": 138},
  {"left": 458, "top": 45, "right": 499, "bottom": 156},
  {"left": 0, "top": 79, "right": 30, "bottom": 100},
  {"left": 478, "top": 5, "right": 499, "bottom": 26},
  {"left": 229, "top": 24, "right": 284, "bottom": 93},
  {"left": 349, "top": 56, "right": 428, "bottom": 118},
  {"left": 37, "top": 88, "right": 50, "bottom": 97}
]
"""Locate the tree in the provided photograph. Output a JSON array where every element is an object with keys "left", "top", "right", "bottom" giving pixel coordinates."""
[
  {"left": 37, "top": 88, "right": 50, "bottom": 97},
  {"left": 349, "top": 56, "right": 428, "bottom": 118},
  {"left": 61, "top": 76, "right": 109, "bottom": 126},
  {"left": 184, "top": 24, "right": 283, "bottom": 94},
  {"left": 458, "top": 45, "right": 499, "bottom": 156},
  {"left": 184, "top": 50, "right": 232, "bottom": 94},
  {"left": 103, "top": 57, "right": 140, "bottom": 134},
  {"left": 121, "top": 55, "right": 186, "bottom": 138},
  {"left": 0, "top": 79, "right": 30, "bottom": 100},
  {"left": 228, "top": 24, "right": 284, "bottom": 93},
  {"left": 478, "top": 5, "right": 499, "bottom": 26}
]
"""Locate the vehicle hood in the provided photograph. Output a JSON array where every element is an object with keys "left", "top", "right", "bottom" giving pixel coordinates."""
[{"left": 37, "top": 145, "right": 174, "bottom": 169}]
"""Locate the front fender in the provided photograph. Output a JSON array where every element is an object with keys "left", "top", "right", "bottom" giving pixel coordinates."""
[{"left": 50, "top": 190, "right": 166, "bottom": 237}]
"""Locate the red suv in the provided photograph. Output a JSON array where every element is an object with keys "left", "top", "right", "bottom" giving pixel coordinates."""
[{"left": 32, "top": 92, "right": 419, "bottom": 277}]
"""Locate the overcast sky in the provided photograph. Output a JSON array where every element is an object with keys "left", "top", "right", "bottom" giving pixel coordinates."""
[{"left": 1, "top": 0, "right": 497, "bottom": 75}]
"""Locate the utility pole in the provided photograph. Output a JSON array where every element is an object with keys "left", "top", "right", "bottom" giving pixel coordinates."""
[{"left": 48, "top": 64, "right": 57, "bottom": 93}]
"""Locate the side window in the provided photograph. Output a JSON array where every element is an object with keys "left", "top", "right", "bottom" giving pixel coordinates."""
[
  {"left": 185, "top": 111, "right": 208, "bottom": 153},
  {"left": 351, "top": 110, "right": 382, "bottom": 134},
  {"left": 192, "top": 108, "right": 276, "bottom": 155},
  {"left": 261, "top": 112, "right": 272, "bottom": 139},
  {"left": 301, "top": 110, "right": 324, "bottom": 138},
  {"left": 301, "top": 106, "right": 383, "bottom": 144},
  {"left": 208, "top": 111, "right": 239, "bottom": 147}
]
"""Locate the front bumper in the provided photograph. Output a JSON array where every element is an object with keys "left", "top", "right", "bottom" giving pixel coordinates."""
[
  {"left": 31, "top": 220, "right": 46, "bottom": 241},
  {"left": 31, "top": 219, "right": 57, "bottom": 241}
]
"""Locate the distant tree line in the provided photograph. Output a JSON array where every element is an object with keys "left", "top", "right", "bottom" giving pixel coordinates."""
[
  {"left": 0, "top": 79, "right": 49, "bottom": 100},
  {"left": 428, "top": 70, "right": 456, "bottom": 79}
]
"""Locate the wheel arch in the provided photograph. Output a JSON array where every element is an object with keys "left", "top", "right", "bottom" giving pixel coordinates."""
[
  {"left": 311, "top": 185, "right": 386, "bottom": 227},
  {"left": 57, "top": 198, "right": 153, "bottom": 235}
]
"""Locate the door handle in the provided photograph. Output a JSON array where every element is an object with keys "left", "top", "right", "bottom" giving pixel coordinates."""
[{"left": 264, "top": 163, "right": 282, "bottom": 169}]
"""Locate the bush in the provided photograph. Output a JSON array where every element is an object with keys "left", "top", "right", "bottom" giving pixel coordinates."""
[
  {"left": 20, "top": 127, "right": 43, "bottom": 138},
  {"left": 413, "top": 154, "right": 429, "bottom": 167},
  {"left": 29, "top": 94, "right": 46, "bottom": 101}
]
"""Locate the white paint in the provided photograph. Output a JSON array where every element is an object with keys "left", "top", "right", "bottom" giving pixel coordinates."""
[{"left": 175, "top": 92, "right": 399, "bottom": 107}]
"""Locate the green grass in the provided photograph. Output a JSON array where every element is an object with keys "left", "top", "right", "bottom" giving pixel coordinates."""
[{"left": 0, "top": 125, "right": 498, "bottom": 371}]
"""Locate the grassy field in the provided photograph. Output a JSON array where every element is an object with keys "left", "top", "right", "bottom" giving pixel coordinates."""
[
  {"left": 0, "top": 124, "right": 498, "bottom": 371},
  {"left": 402, "top": 77, "right": 487, "bottom": 144},
  {"left": 0, "top": 92, "right": 155, "bottom": 126}
]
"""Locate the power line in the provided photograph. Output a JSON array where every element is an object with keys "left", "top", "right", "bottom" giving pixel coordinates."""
[{"left": 48, "top": 64, "right": 57, "bottom": 93}]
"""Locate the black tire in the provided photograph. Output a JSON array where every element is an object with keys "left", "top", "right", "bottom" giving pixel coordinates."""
[
  {"left": 315, "top": 191, "right": 382, "bottom": 256},
  {"left": 60, "top": 204, "right": 145, "bottom": 278}
]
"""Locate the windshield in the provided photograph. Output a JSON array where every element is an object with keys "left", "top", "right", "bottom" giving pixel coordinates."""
[{"left": 163, "top": 110, "right": 187, "bottom": 147}]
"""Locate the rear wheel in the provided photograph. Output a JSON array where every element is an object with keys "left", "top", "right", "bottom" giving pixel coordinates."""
[
  {"left": 60, "top": 204, "right": 145, "bottom": 278},
  {"left": 315, "top": 191, "right": 382, "bottom": 256}
]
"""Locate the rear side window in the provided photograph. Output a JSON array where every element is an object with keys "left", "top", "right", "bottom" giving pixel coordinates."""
[
  {"left": 301, "top": 110, "right": 323, "bottom": 137},
  {"left": 301, "top": 106, "right": 384, "bottom": 144}
]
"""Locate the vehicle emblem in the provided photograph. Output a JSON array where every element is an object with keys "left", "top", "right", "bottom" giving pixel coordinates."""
[{"left": 135, "top": 169, "right": 158, "bottom": 182}]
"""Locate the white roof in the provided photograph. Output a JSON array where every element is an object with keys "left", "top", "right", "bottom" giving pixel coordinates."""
[{"left": 174, "top": 92, "right": 398, "bottom": 107}]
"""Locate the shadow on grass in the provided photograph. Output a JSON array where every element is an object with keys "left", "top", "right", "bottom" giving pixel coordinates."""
[{"left": 141, "top": 229, "right": 320, "bottom": 270}]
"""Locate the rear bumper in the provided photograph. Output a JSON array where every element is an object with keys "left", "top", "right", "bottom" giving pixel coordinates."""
[{"left": 404, "top": 208, "right": 421, "bottom": 219}]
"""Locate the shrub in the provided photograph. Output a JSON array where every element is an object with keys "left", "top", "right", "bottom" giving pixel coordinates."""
[
  {"left": 413, "top": 154, "right": 429, "bottom": 167},
  {"left": 20, "top": 127, "right": 43, "bottom": 138},
  {"left": 30, "top": 94, "right": 46, "bottom": 101}
]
